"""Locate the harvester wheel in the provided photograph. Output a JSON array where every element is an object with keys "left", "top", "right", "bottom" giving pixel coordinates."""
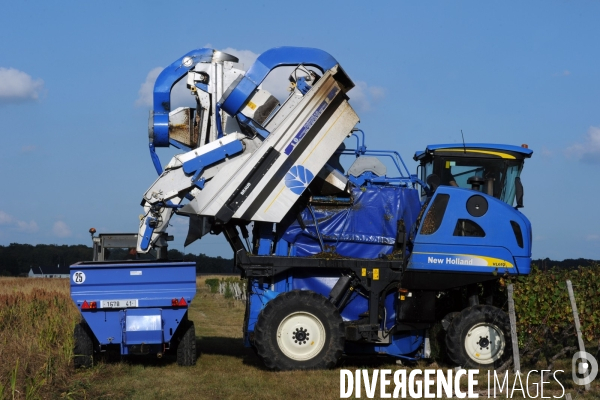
[
  {"left": 73, "top": 322, "right": 94, "bottom": 369},
  {"left": 176, "top": 320, "right": 197, "bottom": 366},
  {"left": 445, "top": 305, "right": 511, "bottom": 369},
  {"left": 254, "top": 290, "right": 345, "bottom": 370}
]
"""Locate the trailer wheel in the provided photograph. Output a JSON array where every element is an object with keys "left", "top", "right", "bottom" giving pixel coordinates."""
[
  {"left": 176, "top": 321, "right": 197, "bottom": 366},
  {"left": 73, "top": 322, "right": 94, "bottom": 369},
  {"left": 445, "top": 305, "right": 511, "bottom": 369},
  {"left": 254, "top": 290, "right": 345, "bottom": 370}
]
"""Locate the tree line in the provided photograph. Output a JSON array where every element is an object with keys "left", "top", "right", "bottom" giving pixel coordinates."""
[
  {"left": 532, "top": 257, "right": 599, "bottom": 270},
  {"left": 0, "top": 243, "right": 234, "bottom": 276},
  {"left": 0, "top": 243, "right": 595, "bottom": 277}
]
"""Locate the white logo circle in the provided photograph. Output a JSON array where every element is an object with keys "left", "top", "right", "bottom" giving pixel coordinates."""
[
  {"left": 572, "top": 351, "right": 598, "bottom": 386},
  {"left": 182, "top": 56, "right": 194, "bottom": 67},
  {"left": 73, "top": 271, "right": 86, "bottom": 284}
]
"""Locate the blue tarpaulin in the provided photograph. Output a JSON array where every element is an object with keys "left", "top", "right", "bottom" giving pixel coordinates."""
[{"left": 281, "top": 186, "right": 422, "bottom": 258}]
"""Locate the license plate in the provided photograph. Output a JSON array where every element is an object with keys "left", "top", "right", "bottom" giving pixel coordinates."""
[{"left": 100, "top": 299, "right": 138, "bottom": 308}]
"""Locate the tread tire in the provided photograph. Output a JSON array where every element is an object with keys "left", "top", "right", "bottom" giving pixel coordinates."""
[
  {"left": 254, "top": 290, "right": 345, "bottom": 371},
  {"left": 73, "top": 322, "right": 94, "bottom": 369},
  {"left": 176, "top": 320, "right": 197, "bottom": 366},
  {"left": 446, "top": 305, "right": 511, "bottom": 369}
]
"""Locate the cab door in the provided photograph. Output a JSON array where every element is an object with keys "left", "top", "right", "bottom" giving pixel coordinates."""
[{"left": 408, "top": 186, "right": 531, "bottom": 276}]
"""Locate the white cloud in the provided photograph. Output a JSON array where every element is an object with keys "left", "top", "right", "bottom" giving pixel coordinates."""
[
  {"left": 586, "top": 234, "right": 600, "bottom": 241},
  {"left": 52, "top": 221, "right": 72, "bottom": 238},
  {"left": 20, "top": 145, "right": 36, "bottom": 153},
  {"left": 135, "top": 67, "right": 162, "bottom": 107},
  {"left": 566, "top": 126, "right": 600, "bottom": 163},
  {"left": 0, "top": 210, "right": 39, "bottom": 233},
  {"left": 553, "top": 70, "right": 571, "bottom": 77},
  {"left": 348, "top": 81, "right": 386, "bottom": 112},
  {"left": 16, "top": 220, "right": 39, "bottom": 233},
  {"left": 220, "top": 47, "right": 258, "bottom": 71},
  {"left": 169, "top": 215, "right": 189, "bottom": 235},
  {"left": 0, "top": 211, "right": 13, "bottom": 225},
  {"left": 220, "top": 47, "right": 293, "bottom": 102},
  {"left": 0, "top": 67, "right": 44, "bottom": 102},
  {"left": 540, "top": 146, "right": 553, "bottom": 158}
]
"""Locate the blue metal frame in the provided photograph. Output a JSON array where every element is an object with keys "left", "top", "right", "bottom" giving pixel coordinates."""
[
  {"left": 140, "top": 217, "right": 156, "bottom": 251},
  {"left": 148, "top": 46, "right": 349, "bottom": 175},
  {"left": 169, "top": 139, "right": 192, "bottom": 152},
  {"left": 345, "top": 130, "right": 412, "bottom": 177},
  {"left": 148, "top": 48, "right": 216, "bottom": 175},
  {"left": 220, "top": 47, "right": 342, "bottom": 116},
  {"left": 182, "top": 139, "right": 244, "bottom": 188},
  {"left": 149, "top": 142, "right": 163, "bottom": 175},
  {"left": 337, "top": 130, "right": 423, "bottom": 188},
  {"left": 237, "top": 113, "right": 271, "bottom": 138},
  {"left": 151, "top": 48, "right": 215, "bottom": 148}
]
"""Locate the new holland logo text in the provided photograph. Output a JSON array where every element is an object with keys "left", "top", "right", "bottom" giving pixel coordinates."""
[
  {"left": 428, "top": 256, "right": 474, "bottom": 265},
  {"left": 414, "top": 252, "right": 514, "bottom": 268}
]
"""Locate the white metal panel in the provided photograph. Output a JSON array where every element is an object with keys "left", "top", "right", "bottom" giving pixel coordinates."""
[
  {"left": 187, "top": 152, "right": 255, "bottom": 214},
  {"left": 245, "top": 100, "right": 358, "bottom": 222}
]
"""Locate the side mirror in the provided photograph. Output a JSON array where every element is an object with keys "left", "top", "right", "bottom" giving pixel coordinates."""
[{"left": 515, "top": 177, "right": 524, "bottom": 208}]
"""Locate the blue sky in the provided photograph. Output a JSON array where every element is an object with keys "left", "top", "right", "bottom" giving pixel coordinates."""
[{"left": 1, "top": 1, "right": 599, "bottom": 260}]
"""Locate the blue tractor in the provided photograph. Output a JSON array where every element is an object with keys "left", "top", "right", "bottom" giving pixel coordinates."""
[{"left": 71, "top": 46, "right": 533, "bottom": 370}]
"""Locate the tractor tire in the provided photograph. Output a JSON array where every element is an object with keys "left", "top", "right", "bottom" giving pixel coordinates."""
[
  {"left": 176, "top": 321, "right": 197, "bottom": 366},
  {"left": 445, "top": 305, "right": 511, "bottom": 369},
  {"left": 73, "top": 322, "right": 94, "bottom": 369},
  {"left": 254, "top": 290, "right": 345, "bottom": 371}
]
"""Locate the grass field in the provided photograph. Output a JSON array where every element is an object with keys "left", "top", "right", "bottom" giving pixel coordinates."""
[{"left": 0, "top": 277, "right": 598, "bottom": 399}]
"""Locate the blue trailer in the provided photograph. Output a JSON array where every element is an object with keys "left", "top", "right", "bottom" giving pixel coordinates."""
[
  {"left": 72, "top": 45, "right": 534, "bottom": 371},
  {"left": 70, "top": 260, "right": 197, "bottom": 367}
]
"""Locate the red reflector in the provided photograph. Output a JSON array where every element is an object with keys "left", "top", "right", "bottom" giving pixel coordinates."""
[
  {"left": 172, "top": 298, "right": 179, "bottom": 306},
  {"left": 179, "top": 297, "right": 187, "bottom": 306},
  {"left": 81, "top": 300, "right": 97, "bottom": 309}
]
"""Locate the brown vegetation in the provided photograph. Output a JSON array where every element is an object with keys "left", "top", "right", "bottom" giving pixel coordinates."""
[{"left": 0, "top": 278, "right": 79, "bottom": 398}]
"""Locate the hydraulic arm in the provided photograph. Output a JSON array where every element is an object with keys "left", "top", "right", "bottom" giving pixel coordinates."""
[{"left": 138, "top": 47, "right": 358, "bottom": 253}]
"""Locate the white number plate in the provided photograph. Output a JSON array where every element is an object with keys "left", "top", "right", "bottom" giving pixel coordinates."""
[{"left": 100, "top": 299, "right": 138, "bottom": 308}]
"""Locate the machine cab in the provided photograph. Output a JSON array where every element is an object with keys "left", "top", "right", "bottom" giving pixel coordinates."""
[
  {"left": 408, "top": 144, "right": 534, "bottom": 278},
  {"left": 414, "top": 144, "right": 533, "bottom": 207}
]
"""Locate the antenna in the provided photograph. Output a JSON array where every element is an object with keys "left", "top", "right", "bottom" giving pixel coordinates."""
[{"left": 461, "top": 130, "right": 466, "bottom": 153}]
